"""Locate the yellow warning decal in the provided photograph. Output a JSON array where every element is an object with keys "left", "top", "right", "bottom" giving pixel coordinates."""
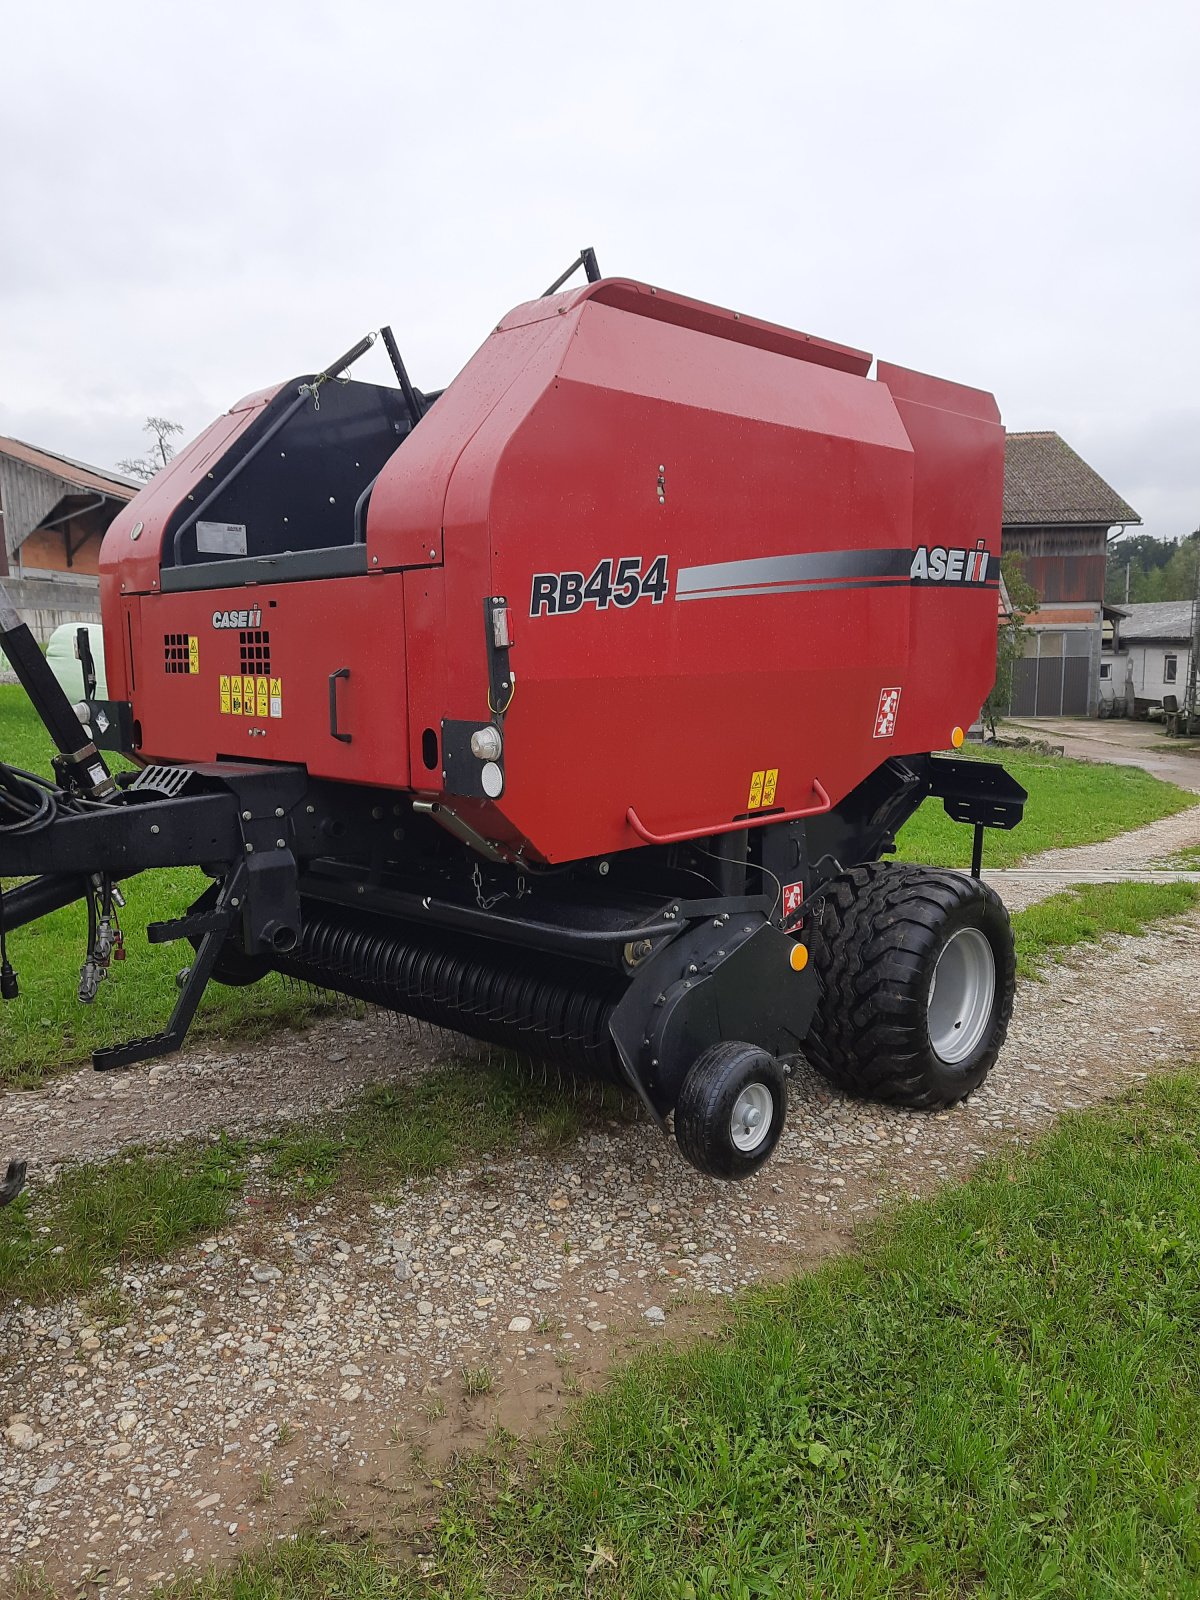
[
  {"left": 762, "top": 768, "right": 779, "bottom": 806},
  {"left": 219, "top": 673, "right": 285, "bottom": 718},
  {"left": 188, "top": 637, "right": 200, "bottom": 675},
  {"left": 747, "top": 770, "right": 765, "bottom": 810}
]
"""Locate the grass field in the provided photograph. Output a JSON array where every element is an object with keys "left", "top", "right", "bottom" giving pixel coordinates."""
[
  {"left": 139, "top": 1068, "right": 1200, "bottom": 1599},
  {"left": 897, "top": 744, "right": 1196, "bottom": 869},
  {"left": 1012, "top": 879, "right": 1200, "bottom": 978},
  {"left": 1, "top": 682, "right": 1196, "bottom": 1085},
  {"left": 0, "top": 685, "right": 331, "bottom": 1085}
]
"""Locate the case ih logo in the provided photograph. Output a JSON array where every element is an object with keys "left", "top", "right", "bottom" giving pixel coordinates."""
[
  {"left": 212, "top": 608, "right": 262, "bottom": 630},
  {"left": 874, "top": 687, "right": 901, "bottom": 738},
  {"left": 909, "top": 540, "right": 991, "bottom": 584}
]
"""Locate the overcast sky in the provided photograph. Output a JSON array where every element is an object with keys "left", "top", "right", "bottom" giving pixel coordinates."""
[{"left": 2, "top": 1, "right": 1197, "bottom": 541}]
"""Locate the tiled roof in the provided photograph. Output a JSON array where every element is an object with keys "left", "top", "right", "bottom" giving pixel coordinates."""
[
  {"left": 0, "top": 436, "right": 139, "bottom": 499},
  {"left": 1003, "top": 431, "right": 1140, "bottom": 528},
  {"left": 1116, "top": 601, "right": 1194, "bottom": 642}
]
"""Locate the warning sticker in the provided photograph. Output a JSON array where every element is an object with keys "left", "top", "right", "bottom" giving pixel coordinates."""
[
  {"left": 747, "top": 768, "right": 779, "bottom": 810},
  {"left": 188, "top": 637, "right": 200, "bottom": 675},
  {"left": 874, "top": 686, "right": 901, "bottom": 739},
  {"left": 219, "top": 673, "right": 285, "bottom": 717},
  {"left": 782, "top": 880, "right": 805, "bottom": 920}
]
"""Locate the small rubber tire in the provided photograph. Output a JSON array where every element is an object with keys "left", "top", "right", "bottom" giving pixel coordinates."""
[
  {"left": 804, "top": 862, "right": 1015, "bottom": 1108},
  {"left": 674, "top": 1041, "right": 788, "bottom": 1180}
]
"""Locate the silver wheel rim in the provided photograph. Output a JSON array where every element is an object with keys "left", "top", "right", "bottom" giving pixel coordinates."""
[
  {"left": 927, "top": 926, "right": 996, "bottom": 1065},
  {"left": 730, "top": 1082, "right": 774, "bottom": 1152}
]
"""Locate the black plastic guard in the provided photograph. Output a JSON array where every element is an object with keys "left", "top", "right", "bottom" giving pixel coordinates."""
[
  {"left": 926, "top": 756, "right": 1027, "bottom": 830},
  {"left": 609, "top": 914, "right": 819, "bottom": 1119}
]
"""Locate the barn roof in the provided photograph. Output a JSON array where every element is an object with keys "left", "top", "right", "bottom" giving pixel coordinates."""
[
  {"left": 1003, "top": 431, "right": 1140, "bottom": 529},
  {"left": 1116, "top": 601, "right": 1194, "bottom": 642},
  {"left": 0, "top": 437, "right": 139, "bottom": 499},
  {"left": 0, "top": 436, "right": 138, "bottom": 559}
]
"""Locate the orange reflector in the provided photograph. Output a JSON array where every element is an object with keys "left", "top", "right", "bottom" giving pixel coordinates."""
[
  {"left": 789, "top": 943, "right": 808, "bottom": 972},
  {"left": 951, "top": 726, "right": 965, "bottom": 748}
]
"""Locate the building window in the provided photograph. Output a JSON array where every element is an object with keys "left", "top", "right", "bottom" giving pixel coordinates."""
[
  {"left": 1164, "top": 654, "right": 1178, "bottom": 683},
  {"left": 1099, "top": 661, "right": 1112, "bottom": 681}
]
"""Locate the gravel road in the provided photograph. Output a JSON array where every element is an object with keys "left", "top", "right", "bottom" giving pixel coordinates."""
[
  {"left": 6, "top": 798, "right": 1200, "bottom": 1597},
  {"left": 5, "top": 912, "right": 1200, "bottom": 1596}
]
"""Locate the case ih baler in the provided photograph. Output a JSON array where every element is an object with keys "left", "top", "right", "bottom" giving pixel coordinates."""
[{"left": 0, "top": 257, "right": 1025, "bottom": 1183}]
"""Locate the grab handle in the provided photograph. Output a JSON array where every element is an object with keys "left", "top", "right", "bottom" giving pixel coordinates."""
[
  {"left": 626, "top": 779, "right": 831, "bottom": 846},
  {"left": 328, "top": 668, "right": 351, "bottom": 743}
]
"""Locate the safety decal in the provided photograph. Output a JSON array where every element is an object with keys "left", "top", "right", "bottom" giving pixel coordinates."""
[
  {"left": 782, "top": 880, "right": 805, "bottom": 919},
  {"left": 746, "top": 767, "right": 779, "bottom": 810},
  {"left": 220, "top": 675, "right": 283, "bottom": 718},
  {"left": 874, "top": 686, "right": 901, "bottom": 739}
]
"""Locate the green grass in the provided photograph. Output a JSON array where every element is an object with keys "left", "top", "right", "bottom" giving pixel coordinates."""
[
  {"left": 1155, "top": 844, "right": 1200, "bottom": 872},
  {"left": 0, "top": 1138, "right": 243, "bottom": 1304},
  {"left": 156, "top": 1071, "right": 1200, "bottom": 1598},
  {"left": 897, "top": 745, "right": 1196, "bottom": 870},
  {"left": 0, "top": 1062, "right": 590, "bottom": 1305},
  {"left": 1011, "top": 879, "right": 1200, "bottom": 979},
  {"left": 0, "top": 684, "right": 329, "bottom": 1085}
]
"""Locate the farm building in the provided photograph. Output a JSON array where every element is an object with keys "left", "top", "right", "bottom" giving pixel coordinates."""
[
  {"left": 1002, "top": 431, "right": 1139, "bottom": 717},
  {"left": 0, "top": 437, "right": 137, "bottom": 641},
  {"left": 1101, "top": 600, "right": 1194, "bottom": 713}
]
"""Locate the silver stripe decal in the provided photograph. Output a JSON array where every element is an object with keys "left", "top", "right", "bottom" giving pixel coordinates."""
[{"left": 676, "top": 547, "right": 913, "bottom": 596}]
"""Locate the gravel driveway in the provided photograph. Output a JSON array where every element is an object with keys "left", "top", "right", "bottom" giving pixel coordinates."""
[
  {"left": 6, "top": 801, "right": 1200, "bottom": 1596},
  {"left": 5, "top": 914, "right": 1200, "bottom": 1596}
]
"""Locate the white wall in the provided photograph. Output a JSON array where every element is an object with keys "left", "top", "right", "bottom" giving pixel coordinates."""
[{"left": 1124, "top": 641, "right": 1192, "bottom": 703}]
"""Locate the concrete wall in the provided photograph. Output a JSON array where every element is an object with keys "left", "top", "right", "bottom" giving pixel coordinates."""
[{"left": 0, "top": 571, "right": 101, "bottom": 647}]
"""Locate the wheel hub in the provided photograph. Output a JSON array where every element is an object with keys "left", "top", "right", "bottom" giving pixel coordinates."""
[
  {"left": 927, "top": 926, "right": 996, "bottom": 1065},
  {"left": 730, "top": 1082, "right": 774, "bottom": 1152}
]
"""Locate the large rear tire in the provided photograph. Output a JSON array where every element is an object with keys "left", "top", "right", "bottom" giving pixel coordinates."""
[{"left": 804, "top": 863, "right": 1015, "bottom": 1108}]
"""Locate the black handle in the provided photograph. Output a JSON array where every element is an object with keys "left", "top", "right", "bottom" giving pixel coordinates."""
[{"left": 329, "top": 668, "right": 351, "bottom": 743}]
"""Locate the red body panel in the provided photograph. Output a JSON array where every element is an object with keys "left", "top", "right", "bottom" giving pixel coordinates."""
[{"left": 99, "top": 279, "right": 1004, "bottom": 864}]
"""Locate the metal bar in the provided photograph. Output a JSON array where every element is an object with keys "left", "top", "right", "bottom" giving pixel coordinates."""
[
  {"left": 970, "top": 824, "right": 984, "bottom": 879},
  {"left": 0, "top": 874, "right": 92, "bottom": 934},
  {"left": 627, "top": 780, "right": 831, "bottom": 846},
  {"left": 541, "top": 246, "right": 602, "bottom": 298},
  {"left": 379, "top": 325, "right": 424, "bottom": 424}
]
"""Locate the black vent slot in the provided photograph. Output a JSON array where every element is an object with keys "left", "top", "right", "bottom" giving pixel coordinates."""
[
  {"left": 164, "top": 634, "right": 194, "bottom": 674},
  {"left": 239, "top": 630, "right": 271, "bottom": 676}
]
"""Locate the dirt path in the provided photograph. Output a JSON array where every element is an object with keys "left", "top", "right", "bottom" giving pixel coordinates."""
[
  {"left": 4, "top": 908, "right": 1200, "bottom": 1597},
  {"left": 1003, "top": 715, "right": 1200, "bottom": 790},
  {"left": 983, "top": 798, "right": 1200, "bottom": 911}
]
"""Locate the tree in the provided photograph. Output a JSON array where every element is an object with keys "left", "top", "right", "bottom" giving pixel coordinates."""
[
  {"left": 118, "top": 417, "right": 184, "bottom": 483},
  {"left": 983, "top": 550, "right": 1038, "bottom": 736},
  {"left": 1107, "top": 529, "right": 1200, "bottom": 604}
]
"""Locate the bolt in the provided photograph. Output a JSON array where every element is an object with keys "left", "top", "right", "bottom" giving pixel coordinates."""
[
  {"left": 687, "top": 963, "right": 698, "bottom": 975},
  {"left": 598, "top": 861, "right": 610, "bottom": 875},
  {"left": 651, "top": 1057, "right": 659, "bottom": 1068},
  {"left": 371, "top": 806, "right": 383, "bottom": 820},
  {"left": 231, "top": 898, "right": 241, "bottom": 908},
  {"left": 428, "top": 548, "right": 437, "bottom": 559},
  {"left": 242, "top": 810, "right": 252, "bottom": 821},
  {"left": 150, "top": 824, "right": 160, "bottom": 835},
  {"left": 357, "top": 885, "right": 365, "bottom": 895},
  {"left": 274, "top": 807, "right": 285, "bottom": 818},
  {"left": 306, "top": 804, "right": 315, "bottom": 815},
  {"left": 275, "top": 838, "right": 286, "bottom": 848},
  {"left": 245, "top": 843, "right": 254, "bottom": 854}
]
